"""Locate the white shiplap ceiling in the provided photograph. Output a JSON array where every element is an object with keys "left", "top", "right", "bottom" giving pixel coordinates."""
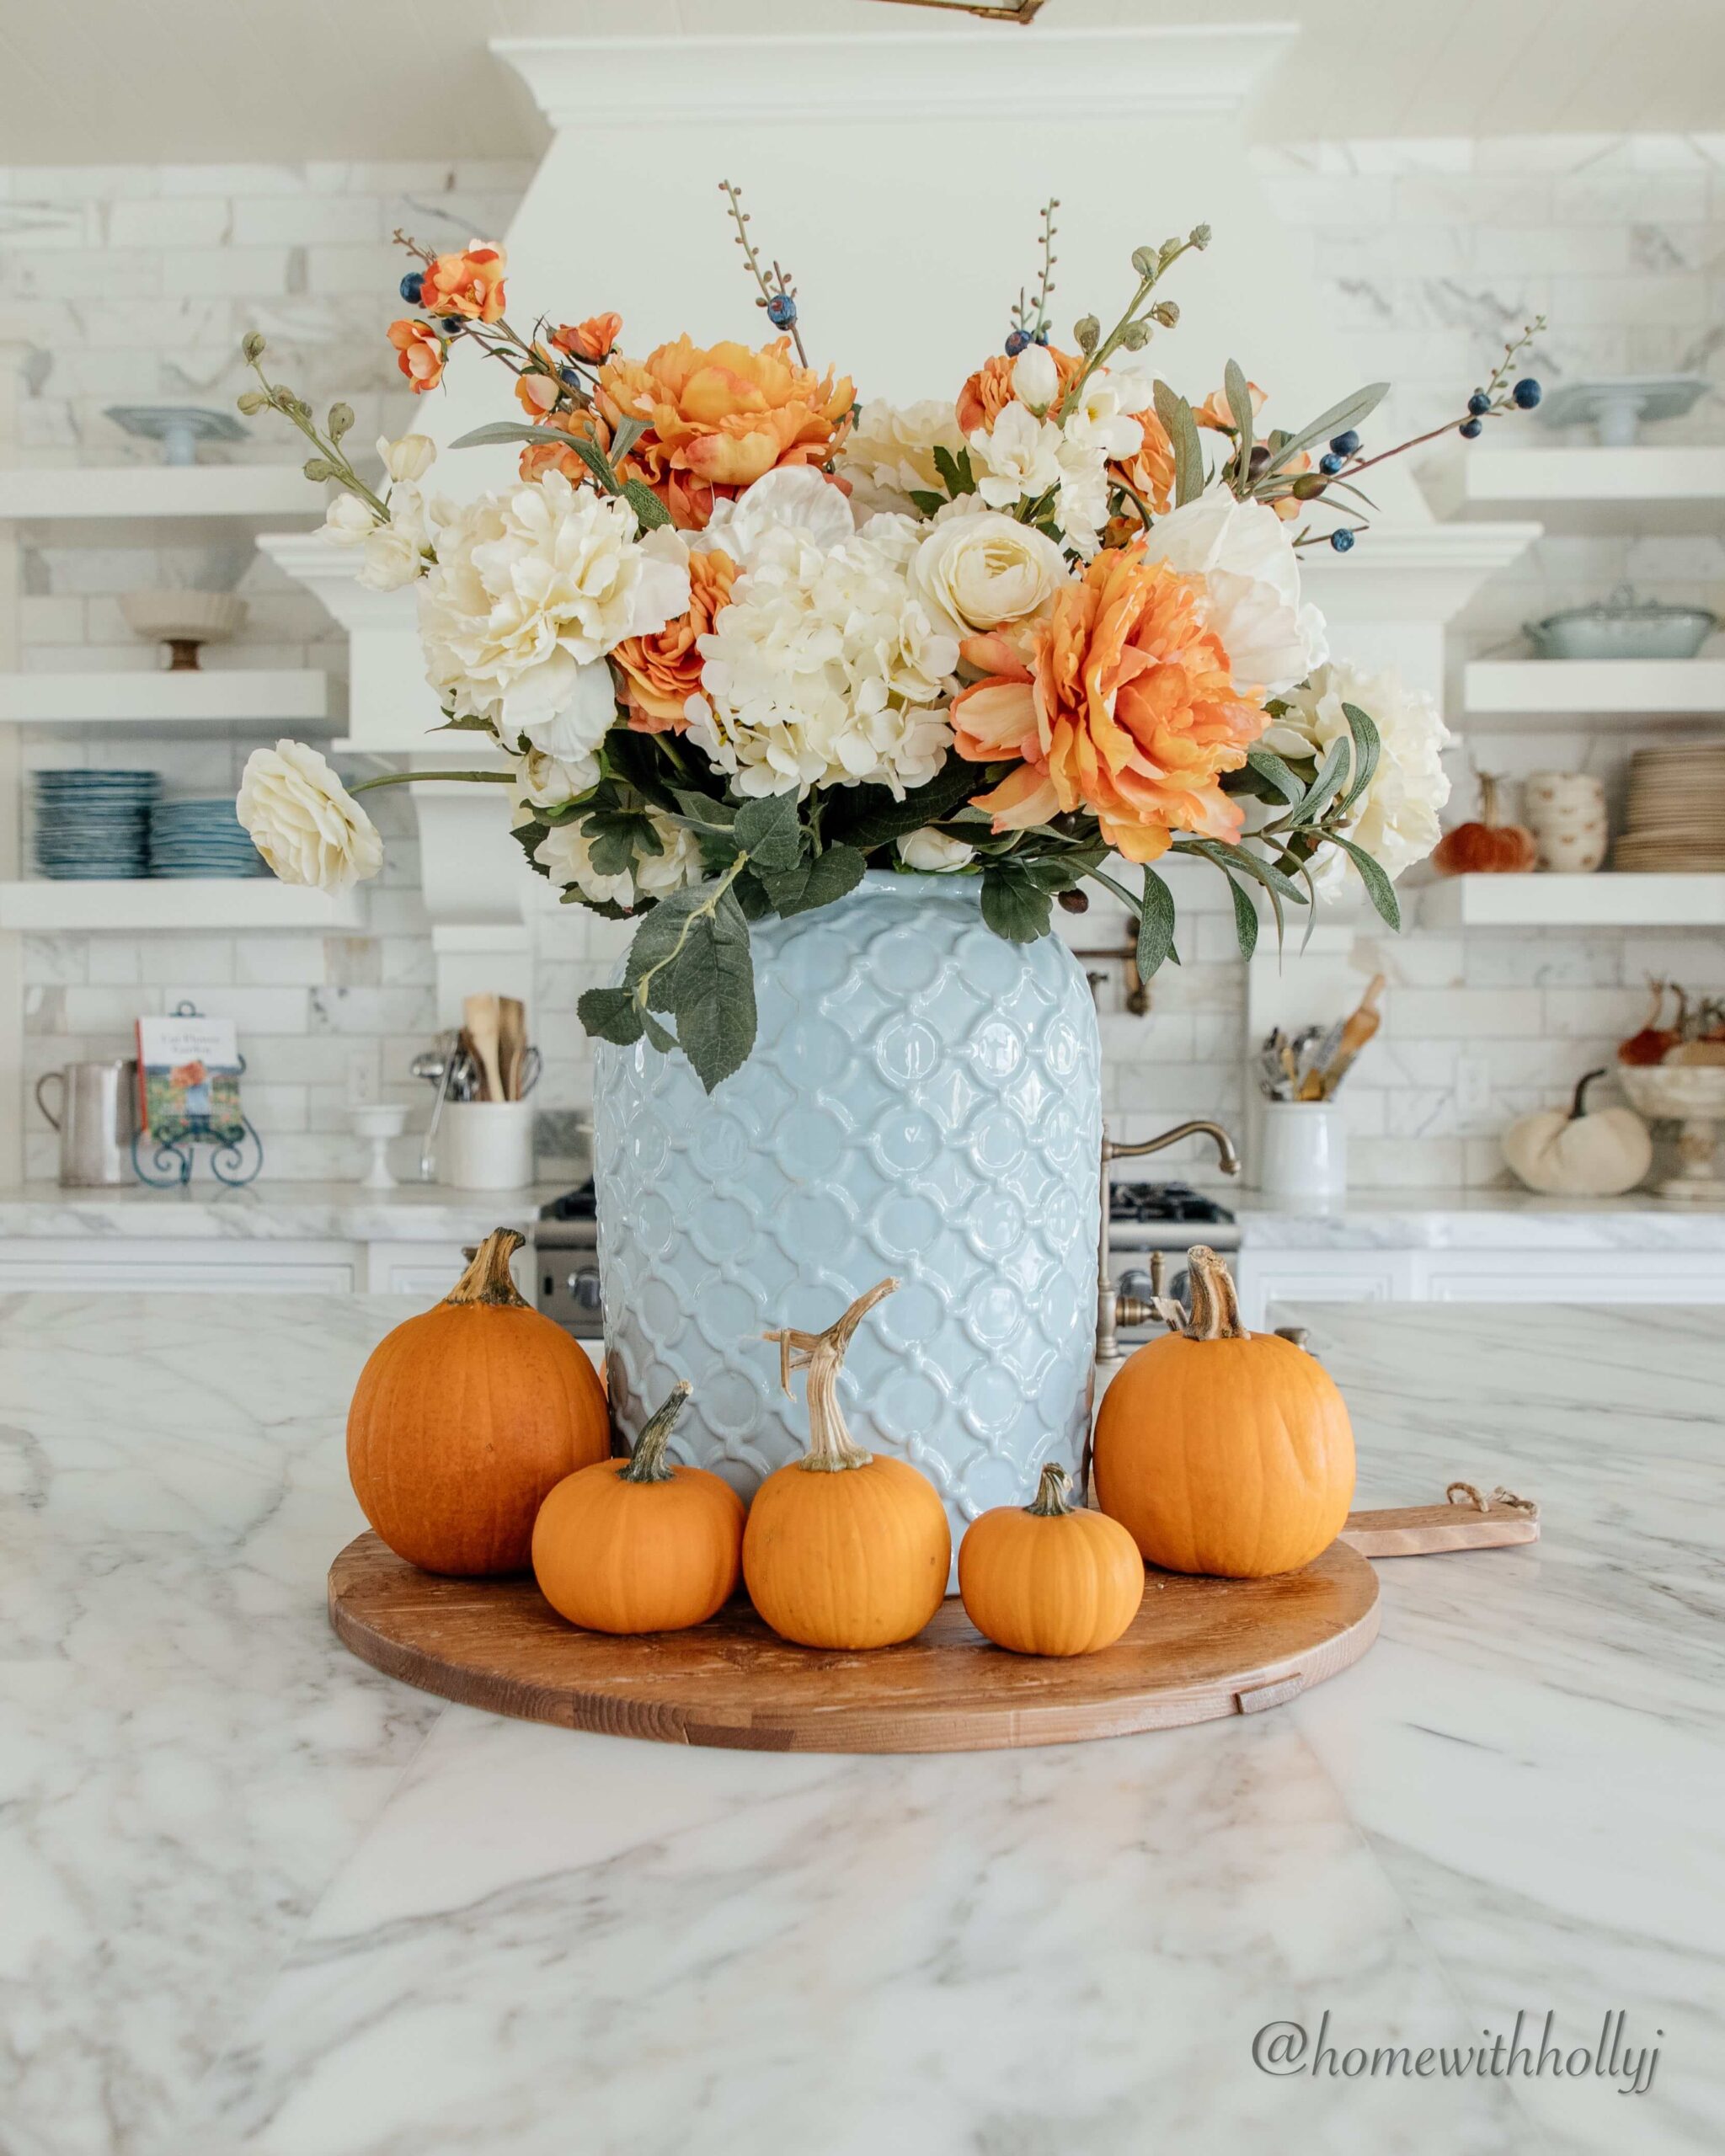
[{"left": 3, "top": 0, "right": 1723, "bottom": 163}]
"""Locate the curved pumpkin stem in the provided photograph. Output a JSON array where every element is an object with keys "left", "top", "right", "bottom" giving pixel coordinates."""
[
  {"left": 619, "top": 1380, "right": 692, "bottom": 1484},
  {"left": 1158, "top": 1245, "right": 1250, "bottom": 1342},
  {"left": 763, "top": 1277, "right": 899, "bottom": 1473},
  {"left": 1568, "top": 1067, "right": 1607, "bottom": 1120},
  {"left": 1026, "top": 1462, "right": 1076, "bottom": 1518},
  {"left": 445, "top": 1227, "right": 530, "bottom": 1309}
]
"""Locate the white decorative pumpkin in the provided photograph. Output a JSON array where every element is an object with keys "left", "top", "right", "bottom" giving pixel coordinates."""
[{"left": 1501, "top": 1069, "right": 1652, "bottom": 1197}]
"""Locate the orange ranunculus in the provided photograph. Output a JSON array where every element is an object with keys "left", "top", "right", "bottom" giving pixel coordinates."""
[
  {"left": 595, "top": 336, "right": 854, "bottom": 530},
  {"left": 515, "top": 406, "right": 611, "bottom": 486},
  {"left": 554, "top": 313, "right": 622, "bottom": 364},
  {"left": 1111, "top": 405, "right": 1176, "bottom": 519},
  {"left": 956, "top": 346, "right": 1087, "bottom": 435},
  {"left": 387, "top": 318, "right": 446, "bottom": 394},
  {"left": 419, "top": 240, "right": 507, "bottom": 324},
  {"left": 1194, "top": 380, "right": 1266, "bottom": 433},
  {"left": 611, "top": 549, "right": 737, "bottom": 734},
  {"left": 949, "top": 543, "right": 1268, "bottom": 864},
  {"left": 515, "top": 366, "right": 560, "bottom": 419}
]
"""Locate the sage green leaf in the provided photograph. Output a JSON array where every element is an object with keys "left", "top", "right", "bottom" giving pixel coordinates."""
[
  {"left": 623, "top": 888, "right": 703, "bottom": 998},
  {"left": 908, "top": 488, "right": 947, "bottom": 517},
  {"left": 980, "top": 862, "right": 1054, "bottom": 943},
  {"left": 1262, "top": 383, "right": 1389, "bottom": 476},
  {"left": 1338, "top": 702, "right": 1381, "bottom": 818},
  {"left": 622, "top": 479, "right": 672, "bottom": 529},
  {"left": 1243, "top": 746, "right": 1305, "bottom": 806},
  {"left": 1224, "top": 359, "right": 1255, "bottom": 466},
  {"left": 584, "top": 808, "right": 661, "bottom": 879},
  {"left": 670, "top": 788, "right": 738, "bottom": 834},
  {"left": 1136, "top": 864, "right": 1178, "bottom": 978},
  {"left": 451, "top": 419, "right": 588, "bottom": 453},
  {"left": 734, "top": 790, "right": 803, "bottom": 874},
  {"left": 827, "top": 760, "right": 985, "bottom": 851},
  {"left": 1153, "top": 380, "right": 1204, "bottom": 506},
  {"left": 1296, "top": 733, "right": 1353, "bottom": 826},
  {"left": 1326, "top": 835, "right": 1402, "bottom": 931},
  {"left": 577, "top": 986, "right": 645, "bottom": 1046},
  {"left": 1224, "top": 873, "right": 1259, "bottom": 961},
  {"left": 608, "top": 416, "right": 648, "bottom": 464},
  {"left": 640, "top": 1009, "right": 677, "bottom": 1055}
]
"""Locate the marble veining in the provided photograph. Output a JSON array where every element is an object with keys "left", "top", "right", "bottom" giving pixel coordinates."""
[{"left": 1, "top": 1294, "right": 1721, "bottom": 2153}]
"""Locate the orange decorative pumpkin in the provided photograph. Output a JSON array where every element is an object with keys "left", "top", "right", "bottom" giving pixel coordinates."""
[
  {"left": 958, "top": 1463, "right": 1143, "bottom": 1657},
  {"left": 742, "top": 1278, "right": 950, "bottom": 1651},
  {"left": 1093, "top": 1246, "right": 1354, "bottom": 1578},
  {"left": 347, "top": 1227, "right": 609, "bottom": 1576},
  {"left": 532, "top": 1380, "right": 744, "bottom": 1634},
  {"left": 1431, "top": 773, "right": 1539, "bottom": 877}
]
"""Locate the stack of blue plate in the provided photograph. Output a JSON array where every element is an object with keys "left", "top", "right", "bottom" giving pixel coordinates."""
[
  {"left": 32, "top": 770, "right": 159, "bottom": 879},
  {"left": 148, "top": 797, "right": 267, "bottom": 878}
]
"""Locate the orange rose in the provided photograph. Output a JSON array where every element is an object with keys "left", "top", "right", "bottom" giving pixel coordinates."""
[
  {"left": 419, "top": 241, "right": 507, "bottom": 325},
  {"left": 387, "top": 319, "right": 445, "bottom": 395},
  {"left": 611, "top": 549, "right": 737, "bottom": 734},
  {"left": 957, "top": 346, "right": 1087, "bottom": 435},
  {"left": 1194, "top": 380, "right": 1266, "bottom": 433},
  {"left": 949, "top": 543, "right": 1268, "bottom": 864},
  {"left": 555, "top": 313, "right": 622, "bottom": 364},
  {"left": 595, "top": 336, "right": 854, "bottom": 530}
]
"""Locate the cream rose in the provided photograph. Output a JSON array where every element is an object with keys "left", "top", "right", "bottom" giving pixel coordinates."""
[
  {"left": 237, "top": 740, "right": 384, "bottom": 893},
  {"left": 908, "top": 510, "right": 1068, "bottom": 638},
  {"left": 897, "top": 827, "right": 976, "bottom": 873}
]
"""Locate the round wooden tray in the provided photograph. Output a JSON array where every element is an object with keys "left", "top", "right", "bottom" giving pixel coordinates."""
[{"left": 328, "top": 1532, "right": 1380, "bottom": 1754}]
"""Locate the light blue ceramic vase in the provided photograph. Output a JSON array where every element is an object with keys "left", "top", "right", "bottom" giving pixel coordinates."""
[{"left": 592, "top": 871, "right": 1102, "bottom": 1571}]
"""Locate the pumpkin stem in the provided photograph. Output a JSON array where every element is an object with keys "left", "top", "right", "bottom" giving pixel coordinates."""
[
  {"left": 620, "top": 1380, "right": 692, "bottom": 1484},
  {"left": 1568, "top": 1067, "right": 1606, "bottom": 1120},
  {"left": 1027, "top": 1462, "right": 1076, "bottom": 1517},
  {"left": 763, "top": 1277, "right": 899, "bottom": 1472},
  {"left": 1160, "top": 1245, "right": 1251, "bottom": 1342},
  {"left": 1479, "top": 771, "right": 1503, "bottom": 829},
  {"left": 444, "top": 1227, "right": 531, "bottom": 1308}
]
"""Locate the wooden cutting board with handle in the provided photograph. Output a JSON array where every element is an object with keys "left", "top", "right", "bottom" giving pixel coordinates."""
[{"left": 1339, "top": 1485, "right": 1541, "bottom": 1558}]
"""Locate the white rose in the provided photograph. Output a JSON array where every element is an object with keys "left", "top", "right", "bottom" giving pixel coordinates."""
[
  {"left": 908, "top": 510, "right": 1068, "bottom": 638},
  {"left": 1149, "top": 489, "right": 1328, "bottom": 697},
  {"left": 969, "top": 403, "right": 1064, "bottom": 510},
  {"left": 897, "top": 827, "right": 976, "bottom": 873},
  {"left": 379, "top": 433, "right": 435, "bottom": 483},
  {"left": 237, "top": 739, "right": 384, "bottom": 894},
  {"left": 834, "top": 398, "right": 968, "bottom": 519},
  {"left": 419, "top": 471, "right": 689, "bottom": 737},
  {"left": 1011, "top": 343, "right": 1060, "bottom": 413},
  {"left": 321, "top": 491, "right": 376, "bottom": 547},
  {"left": 513, "top": 744, "right": 599, "bottom": 809},
  {"left": 694, "top": 466, "right": 856, "bottom": 563}
]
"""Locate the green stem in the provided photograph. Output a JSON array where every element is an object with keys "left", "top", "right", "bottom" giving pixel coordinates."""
[
  {"left": 1086, "top": 867, "right": 1143, "bottom": 916},
  {"left": 347, "top": 769, "right": 515, "bottom": 794}
]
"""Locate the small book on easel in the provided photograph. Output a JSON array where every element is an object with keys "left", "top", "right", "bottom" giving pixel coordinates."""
[{"left": 136, "top": 1014, "right": 243, "bottom": 1138}]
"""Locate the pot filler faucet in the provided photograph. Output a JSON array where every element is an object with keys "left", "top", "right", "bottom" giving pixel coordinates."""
[{"left": 1095, "top": 1118, "right": 1241, "bottom": 1364}]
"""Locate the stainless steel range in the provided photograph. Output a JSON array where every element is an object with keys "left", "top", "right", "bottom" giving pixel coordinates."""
[{"left": 533, "top": 1177, "right": 1236, "bottom": 1348}]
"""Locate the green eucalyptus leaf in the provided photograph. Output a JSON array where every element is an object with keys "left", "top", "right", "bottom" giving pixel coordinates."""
[
  {"left": 1136, "top": 865, "right": 1178, "bottom": 978},
  {"left": 1295, "top": 733, "right": 1354, "bottom": 826},
  {"left": 1326, "top": 834, "right": 1402, "bottom": 931},
  {"left": 1224, "top": 873, "right": 1259, "bottom": 961},
  {"left": 622, "top": 479, "right": 672, "bottom": 530},
  {"left": 1338, "top": 702, "right": 1381, "bottom": 818},
  {"left": 1243, "top": 746, "right": 1305, "bottom": 806}
]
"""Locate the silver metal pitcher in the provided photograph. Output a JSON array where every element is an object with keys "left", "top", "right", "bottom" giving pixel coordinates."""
[{"left": 35, "top": 1059, "right": 138, "bottom": 1186}]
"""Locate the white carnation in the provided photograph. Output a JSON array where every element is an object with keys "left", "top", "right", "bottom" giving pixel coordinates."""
[
  {"left": 686, "top": 526, "right": 959, "bottom": 801},
  {"left": 237, "top": 739, "right": 384, "bottom": 894},
  {"left": 834, "top": 398, "right": 968, "bottom": 519},
  {"left": 1263, "top": 660, "right": 1452, "bottom": 897},
  {"left": 535, "top": 807, "right": 700, "bottom": 909},
  {"left": 419, "top": 470, "right": 689, "bottom": 741},
  {"left": 1148, "top": 489, "right": 1327, "bottom": 698}
]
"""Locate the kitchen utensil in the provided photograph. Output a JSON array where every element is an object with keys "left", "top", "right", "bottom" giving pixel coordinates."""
[
  {"left": 462, "top": 993, "right": 505, "bottom": 1103},
  {"left": 452, "top": 1033, "right": 483, "bottom": 1101},
  {"left": 499, "top": 996, "right": 527, "bottom": 1100},
  {"left": 1524, "top": 586, "right": 1716, "bottom": 662},
  {"left": 350, "top": 1102, "right": 409, "bottom": 1192},
  {"left": 1308, "top": 974, "right": 1385, "bottom": 1098},
  {"left": 35, "top": 1058, "right": 138, "bottom": 1186},
  {"left": 515, "top": 1045, "right": 542, "bottom": 1099},
  {"left": 1295, "top": 1018, "right": 1346, "bottom": 1101},
  {"left": 438, "top": 1100, "right": 537, "bottom": 1191},
  {"left": 1534, "top": 373, "right": 1710, "bottom": 448},
  {"left": 120, "top": 591, "right": 248, "bottom": 670},
  {"left": 1339, "top": 1494, "right": 1541, "bottom": 1557},
  {"left": 411, "top": 1033, "right": 459, "bottom": 1184},
  {"left": 1258, "top": 1099, "right": 1348, "bottom": 1202}
]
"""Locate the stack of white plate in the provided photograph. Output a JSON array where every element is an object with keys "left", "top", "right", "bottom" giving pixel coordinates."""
[
  {"left": 148, "top": 797, "right": 267, "bottom": 878},
  {"left": 1616, "top": 744, "right": 1725, "bottom": 872}
]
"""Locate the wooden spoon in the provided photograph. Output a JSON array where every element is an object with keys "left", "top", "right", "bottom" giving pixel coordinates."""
[
  {"left": 499, "top": 996, "right": 528, "bottom": 1102},
  {"left": 462, "top": 993, "right": 505, "bottom": 1104}
]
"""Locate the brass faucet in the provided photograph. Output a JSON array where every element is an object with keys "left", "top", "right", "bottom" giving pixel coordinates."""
[{"left": 1094, "top": 1118, "right": 1241, "bottom": 1365}]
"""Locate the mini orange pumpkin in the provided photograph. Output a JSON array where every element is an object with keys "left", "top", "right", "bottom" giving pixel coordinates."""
[
  {"left": 347, "top": 1228, "right": 609, "bottom": 1576},
  {"left": 1093, "top": 1246, "right": 1354, "bottom": 1578},
  {"left": 1431, "top": 773, "right": 1538, "bottom": 877},
  {"left": 742, "top": 1278, "right": 950, "bottom": 1651},
  {"left": 959, "top": 1463, "right": 1143, "bottom": 1656},
  {"left": 532, "top": 1380, "right": 744, "bottom": 1634}
]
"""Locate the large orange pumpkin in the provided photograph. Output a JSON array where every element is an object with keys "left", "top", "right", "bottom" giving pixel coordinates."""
[
  {"left": 959, "top": 1463, "right": 1143, "bottom": 1657},
  {"left": 1093, "top": 1246, "right": 1354, "bottom": 1578},
  {"left": 347, "top": 1227, "right": 609, "bottom": 1576},
  {"left": 532, "top": 1380, "right": 744, "bottom": 1634},
  {"left": 742, "top": 1278, "right": 950, "bottom": 1651}
]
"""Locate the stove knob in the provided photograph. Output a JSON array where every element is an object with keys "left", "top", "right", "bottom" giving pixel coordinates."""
[{"left": 566, "top": 1267, "right": 603, "bottom": 1311}]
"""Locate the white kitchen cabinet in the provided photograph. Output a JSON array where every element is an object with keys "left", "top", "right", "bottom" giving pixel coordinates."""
[
  {"left": 0, "top": 1240, "right": 360, "bottom": 1293},
  {"left": 1239, "top": 1243, "right": 1725, "bottom": 1322},
  {"left": 1236, "top": 1251, "right": 1416, "bottom": 1328}
]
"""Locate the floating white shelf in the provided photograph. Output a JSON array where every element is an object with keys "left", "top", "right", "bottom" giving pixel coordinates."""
[
  {"left": 1422, "top": 873, "right": 1725, "bottom": 929},
  {"left": 1462, "top": 659, "right": 1725, "bottom": 720},
  {"left": 0, "top": 879, "right": 366, "bottom": 932},
  {"left": 0, "top": 465, "right": 323, "bottom": 539},
  {"left": 0, "top": 669, "right": 338, "bottom": 726},
  {"left": 1429, "top": 446, "right": 1725, "bottom": 534}
]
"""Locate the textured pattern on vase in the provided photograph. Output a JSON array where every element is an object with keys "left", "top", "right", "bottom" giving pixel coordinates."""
[{"left": 594, "top": 873, "right": 1102, "bottom": 1556}]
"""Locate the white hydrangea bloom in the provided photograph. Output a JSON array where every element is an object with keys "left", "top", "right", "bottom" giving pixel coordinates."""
[
  {"left": 834, "top": 398, "right": 969, "bottom": 519},
  {"left": 1263, "top": 659, "right": 1452, "bottom": 897},
  {"left": 686, "top": 526, "right": 959, "bottom": 800},
  {"left": 694, "top": 466, "right": 855, "bottom": 558}
]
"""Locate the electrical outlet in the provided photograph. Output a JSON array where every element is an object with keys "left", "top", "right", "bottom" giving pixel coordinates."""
[{"left": 1455, "top": 1056, "right": 1492, "bottom": 1124}]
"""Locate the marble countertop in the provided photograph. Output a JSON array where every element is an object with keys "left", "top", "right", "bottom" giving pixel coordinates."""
[
  {"left": 0, "top": 1179, "right": 573, "bottom": 1241},
  {"left": 1230, "top": 1187, "right": 1725, "bottom": 1250},
  {"left": 5, "top": 1294, "right": 1722, "bottom": 2154}
]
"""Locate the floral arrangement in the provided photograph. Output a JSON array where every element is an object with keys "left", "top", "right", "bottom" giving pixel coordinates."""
[{"left": 237, "top": 196, "right": 1541, "bottom": 1091}]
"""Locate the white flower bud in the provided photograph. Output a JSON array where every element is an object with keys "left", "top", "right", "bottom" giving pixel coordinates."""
[
  {"left": 1011, "top": 343, "right": 1060, "bottom": 413},
  {"left": 379, "top": 433, "right": 436, "bottom": 483},
  {"left": 897, "top": 827, "right": 976, "bottom": 873},
  {"left": 321, "top": 491, "right": 376, "bottom": 547}
]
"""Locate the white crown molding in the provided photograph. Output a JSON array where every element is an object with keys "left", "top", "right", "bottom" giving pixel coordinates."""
[
  {"left": 255, "top": 532, "right": 415, "bottom": 638},
  {"left": 491, "top": 26, "right": 1298, "bottom": 129},
  {"left": 1302, "top": 520, "right": 1543, "bottom": 625}
]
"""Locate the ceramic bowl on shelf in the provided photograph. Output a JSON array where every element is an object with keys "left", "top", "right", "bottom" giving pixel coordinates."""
[
  {"left": 1618, "top": 1064, "right": 1725, "bottom": 1203},
  {"left": 1524, "top": 586, "right": 1716, "bottom": 662},
  {"left": 120, "top": 591, "right": 248, "bottom": 670}
]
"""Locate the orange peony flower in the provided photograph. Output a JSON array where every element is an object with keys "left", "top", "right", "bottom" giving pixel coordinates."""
[
  {"left": 595, "top": 336, "right": 854, "bottom": 529},
  {"left": 1194, "top": 380, "right": 1266, "bottom": 433},
  {"left": 554, "top": 313, "right": 622, "bottom": 364},
  {"left": 387, "top": 318, "right": 446, "bottom": 394},
  {"left": 949, "top": 543, "right": 1268, "bottom": 864},
  {"left": 957, "top": 346, "right": 1087, "bottom": 435},
  {"left": 419, "top": 241, "right": 507, "bottom": 325},
  {"left": 611, "top": 549, "right": 737, "bottom": 734}
]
